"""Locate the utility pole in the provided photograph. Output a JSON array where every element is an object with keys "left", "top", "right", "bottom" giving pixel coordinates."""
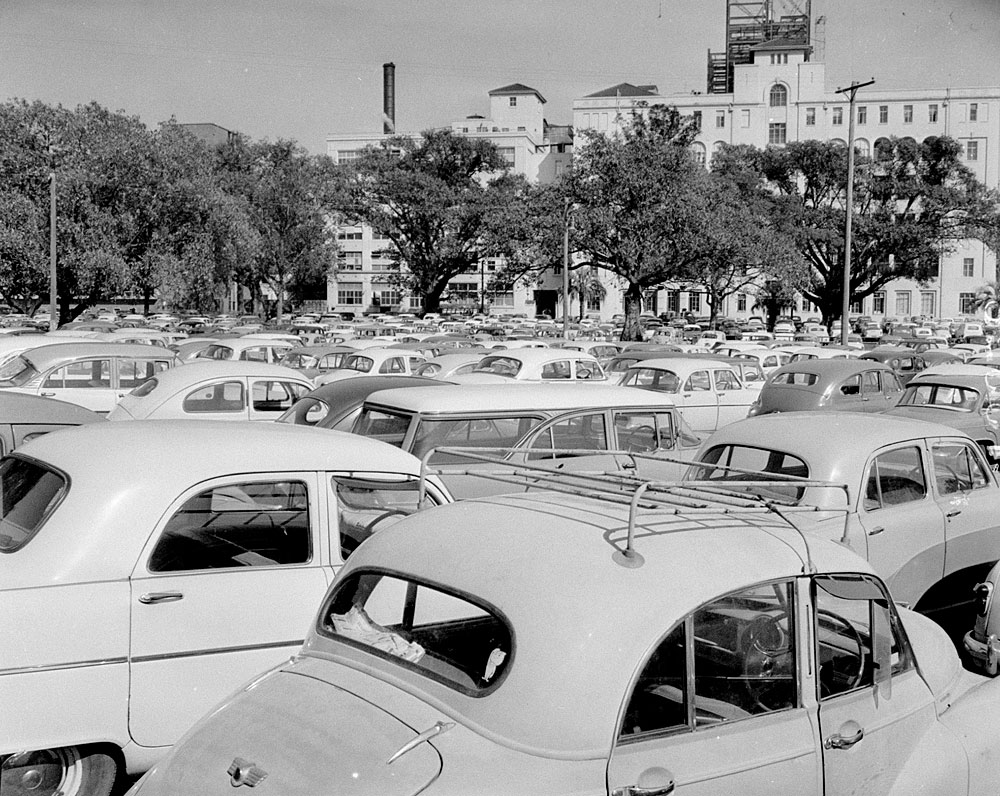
[
  {"left": 49, "top": 166, "right": 57, "bottom": 331},
  {"left": 562, "top": 197, "right": 571, "bottom": 338},
  {"left": 836, "top": 77, "right": 875, "bottom": 346}
]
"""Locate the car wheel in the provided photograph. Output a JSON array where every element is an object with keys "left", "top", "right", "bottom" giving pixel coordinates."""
[{"left": 1, "top": 745, "right": 118, "bottom": 796}]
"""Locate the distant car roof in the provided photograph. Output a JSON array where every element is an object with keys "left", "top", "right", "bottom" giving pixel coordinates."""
[
  {"left": 20, "top": 342, "right": 178, "bottom": 368},
  {"left": 768, "top": 358, "right": 893, "bottom": 377}
]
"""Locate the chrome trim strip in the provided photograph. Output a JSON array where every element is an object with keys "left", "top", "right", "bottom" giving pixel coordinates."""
[
  {"left": 130, "top": 638, "right": 303, "bottom": 664},
  {"left": 0, "top": 656, "right": 128, "bottom": 677}
]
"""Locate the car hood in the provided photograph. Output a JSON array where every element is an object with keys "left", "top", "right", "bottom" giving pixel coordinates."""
[{"left": 136, "top": 661, "right": 442, "bottom": 796}]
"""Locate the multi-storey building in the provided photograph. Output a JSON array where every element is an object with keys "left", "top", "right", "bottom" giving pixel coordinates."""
[
  {"left": 573, "top": 38, "right": 999, "bottom": 322},
  {"left": 326, "top": 84, "right": 572, "bottom": 317}
]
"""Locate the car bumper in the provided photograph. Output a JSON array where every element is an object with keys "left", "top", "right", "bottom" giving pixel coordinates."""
[{"left": 963, "top": 630, "right": 1000, "bottom": 675}]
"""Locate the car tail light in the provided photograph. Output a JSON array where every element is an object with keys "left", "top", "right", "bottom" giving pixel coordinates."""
[{"left": 974, "top": 582, "right": 993, "bottom": 618}]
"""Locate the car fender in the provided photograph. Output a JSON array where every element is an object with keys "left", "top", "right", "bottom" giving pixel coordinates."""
[
  {"left": 884, "top": 719, "right": 969, "bottom": 796},
  {"left": 935, "top": 676, "right": 1000, "bottom": 796}
]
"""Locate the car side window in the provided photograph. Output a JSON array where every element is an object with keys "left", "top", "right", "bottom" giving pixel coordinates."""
[
  {"left": 47, "top": 359, "right": 112, "bottom": 389},
  {"left": 620, "top": 580, "right": 796, "bottom": 742},
  {"left": 527, "top": 413, "right": 608, "bottom": 460},
  {"left": 183, "top": 381, "right": 246, "bottom": 413},
  {"left": 240, "top": 347, "right": 269, "bottom": 362},
  {"left": 149, "top": 480, "right": 311, "bottom": 572},
  {"left": 613, "top": 411, "right": 678, "bottom": 453},
  {"left": 932, "top": 442, "right": 990, "bottom": 495},
  {"left": 861, "top": 370, "right": 881, "bottom": 395},
  {"left": 684, "top": 370, "right": 711, "bottom": 391},
  {"left": 541, "top": 360, "right": 572, "bottom": 379},
  {"left": 814, "top": 574, "right": 913, "bottom": 700},
  {"left": 251, "top": 380, "right": 299, "bottom": 412},
  {"left": 863, "top": 446, "right": 927, "bottom": 510},
  {"left": 839, "top": 375, "right": 862, "bottom": 397},
  {"left": 119, "top": 358, "right": 169, "bottom": 389},
  {"left": 576, "top": 360, "right": 603, "bottom": 380},
  {"left": 713, "top": 369, "right": 741, "bottom": 391},
  {"left": 379, "top": 357, "right": 405, "bottom": 374},
  {"left": 333, "top": 476, "right": 433, "bottom": 559}
]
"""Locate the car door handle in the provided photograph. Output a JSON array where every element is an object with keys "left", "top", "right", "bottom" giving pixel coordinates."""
[
  {"left": 947, "top": 509, "right": 962, "bottom": 518},
  {"left": 868, "top": 526, "right": 885, "bottom": 536},
  {"left": 138, "top": 591, "right": 184, "bottom": 604},
  {"left": 825, "top": 722, "right": 864, "bottom": 750},
  {"left": 40, "top": 392, "right": 55, "bottom": 397}
]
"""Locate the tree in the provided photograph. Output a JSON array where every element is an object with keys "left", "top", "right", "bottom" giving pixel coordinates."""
[
  {"left": 215, "top": 137, "right": 339, "bottom": 320},
  {"left": 713, "top": 137, "right": 1000, "bottom": 323},
  {"left": 566, "top": 265, "right": 607, "bottom": 321},
  {"left": 566, "top": 104, "right": 739, "bottom": 341},
  {"left": 339, "top": 129, "right": 523, "bottom": 315}
]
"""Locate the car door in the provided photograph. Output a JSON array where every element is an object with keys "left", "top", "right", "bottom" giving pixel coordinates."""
[
  {"left": 249, "top": 379, "right": 309, "bottom": 420},
  {"left": 929, "top": 439, "right": 1000, "bottom": 587},
  {"left": 610, "top": 409, "right": 699, "bottom": 481},
  {"left": 179, "top": 378, "right": 251, "bottom": 420},
  {"left": 855, "top": 443, "right": 946, "bottom": 606},
  {"left": 830, "top": 373, "right": 866, "bottom": 412},
  {"left": 713, "top": 368, "right": 751, "bottom": 426},
  {"left": 39, "top": 358, "right": 115, "bottom": 412},
  {"left": 115, "top": 357, "right": 172, "bottom": 402},
  {"left": 128, "top": 473, "right": 328, "bottom": 748},
  {"left": 813, "top": 574, "right": 937, "bottom": 795},
  {"left": 678, "top": 369, "right": 719, "bottom": 433},
  {"left": 608, "top": 579, "right": 820, "bottom": 795}
]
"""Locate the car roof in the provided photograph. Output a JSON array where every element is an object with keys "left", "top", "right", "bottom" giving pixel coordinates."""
[
  {"left": 331, "top": 490, "right": 871, "bottom": 756},
  {"left": 769, "top": 358, "right": 892, "bottom": 377},
  {"left": 624, "top": 356, "right": 743, "bottom": 374},
  {"left": 148, "top": 360, "right": 312, "bottom": 385},
  {"left": 363, "top": 383, "right": 678, "bottom": 413},
  {"left": 911, "top": 364, "right": 999, "bottom": 385},
  {"left": 302, "top": 375, "right": 448, "bottom": 404},
  {"left": 5, "top": 421, "right": 427, "bottom": 585},
  {"left": 480, "top": 347, "right": 598, "bottom": 363},
  {"left": 20, "top": 342, "right": 178, "bottom": 367},
  {"left": 0, "top": 391, "right": 105, "bottom": 423}
]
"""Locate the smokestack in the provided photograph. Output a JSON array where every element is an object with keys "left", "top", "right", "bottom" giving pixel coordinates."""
[{"left": 382, "top": 62, "right": 396, "bottom": 135}]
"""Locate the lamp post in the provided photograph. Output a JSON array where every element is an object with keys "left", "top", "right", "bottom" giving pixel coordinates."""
[
  {"left": 562, "top": 197, "right": 571, "bottom": 338},
  {"left": 836, "top": 78, "right": 875, "bottom": 346},
  {"left": 49, "top": 162, "right": 56, "bottom": 331}
]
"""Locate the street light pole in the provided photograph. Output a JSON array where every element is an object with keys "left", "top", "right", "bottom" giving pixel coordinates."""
[
  {"left": 562, "top": 197, "right": 571, "bottom": 338},
  {"left": 48, "top": 163, "right": 57, "bottom": 332},
  {"left": 836, "top": 78, "right": 875, "bottom": 346}
]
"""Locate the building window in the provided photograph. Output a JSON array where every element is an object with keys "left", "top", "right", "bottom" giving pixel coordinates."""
[
  {"left": 903, "top": 104, "right": 913, "bottom": 123},
  {"left": 692, "top": 143, "right": 706, "bottom": 166},
  {"left": 692, "top": 111, "right": 702, "bottom": 130},
  {"left": 928, "top": 104, "right": 938, "bottom": 123},
  {"left": 960, "top": 292, "right": 976, "bottom": 315},
  {"left": 969, "top": 103, "right": 978, "bottom": 121},
  {"left": 688, "top": 292, "right": 701, "bottom": 313},
  {"left": 832, "top": 107, "right": 844, "bottom": 125},
  {"left": 737, "top": 293, "right": 747, "bottom": 312},
  {"left": 740, "top": 109, "right": 750, "bottom": 128},
  {"left": 857, "top": 106, "right": 867, "bottom": 125},
  {"left": 337, "top": 284, "right": 364, "bottom": 305},
  {"left": 920, "top": 292, "right": 935, "bottom": 317},
  {"left": 667, "top": 290, "right": 680, "bottom": 314},
  {"left": 879, "top": 105, "right": 889, "bottom": 124},
  {"left": 338, "top": 251, "right": 363, "bottom": 271},
  {"left": 966, "top": 141, "right": 979, "bottom": 161},
  {"left": 498, "top": 147, "right": 515, "bottom": 166},
  {"left": 509, "top": 96, "right": 517, "bottom": 107},
  {"left": 805, "top": 107, "right": 816, "bottom": 126},
  {"left": 895, "top": 291, "right": 911, "bottom": 316},
  {"left": 336, "top": 231, "right": 363, "bottom": 241},
  {"left": 963, "top": 258, "right": 975, "bottom": 277},
  {"left": 769, "top": 84, "right": 788, "bottom": 107},
  {"left": 336, "top": 150, "right": 360, "bottom": 165},
  {"left": 715, "top": 110, "right": 725, "bottom": 128},
  {"left": 586, "top": 296, "right": 602, "bottom": 311},
  {"left": 768, "top": 123, "right": 787, "bottom": 145},
  {"left": 873, "top": 291, "right": 885, "bottom": 315},
  {"left": 491, "top": 291, "right": 514, "bottom": 307}
]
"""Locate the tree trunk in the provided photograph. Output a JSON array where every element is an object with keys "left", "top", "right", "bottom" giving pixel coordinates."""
[{"left": 621, "top": 284, "right": 645, "bottom": 342}]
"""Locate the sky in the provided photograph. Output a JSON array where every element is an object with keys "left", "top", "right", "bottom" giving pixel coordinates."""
[{"left": 2, "top": 0, "right": 998, "bottom": 154}]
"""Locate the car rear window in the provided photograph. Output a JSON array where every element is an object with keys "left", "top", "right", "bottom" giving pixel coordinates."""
[
  {"left": 320, "top": 570, "right": 512, "bottom": 695},
  {"left": 770, "top": 371, "right": 819, "bottom": 386},
  {"left": 0, "top": 456, "right": 68, "bottom": 552},
  {"left": 688, "top": 444, "right": 809, "bottom": 503}
]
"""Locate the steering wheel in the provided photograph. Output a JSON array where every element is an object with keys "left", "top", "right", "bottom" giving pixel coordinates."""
[
  {"left": 817, "top": 608, "right": 866, "bottom": 696},
  {"left": 742, "top": 613, "right": 795, "bottom": 712},
  {"left": 361, "top": 509, "right": 410, "bottom": 537},
  {"left": 625, "top": 425, "right": 657, "bottom": 453}
]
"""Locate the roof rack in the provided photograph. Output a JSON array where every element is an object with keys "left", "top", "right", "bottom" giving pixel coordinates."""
[{"left": 417, "top": 447, "right": 851, "bottom": 573}]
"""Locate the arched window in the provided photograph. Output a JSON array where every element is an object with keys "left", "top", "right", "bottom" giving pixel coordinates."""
[
  {"left": 691, "top": 142, "right": 707, "bottom": 167},
  {"left": 854, "top": 138, "right": 870, "bottom": 158},
  {"left": 874, "top": 137, "right": 893, "bottom": 161},
  {"left": 769, "top": 84, "right": 788, "bottom": 107}
]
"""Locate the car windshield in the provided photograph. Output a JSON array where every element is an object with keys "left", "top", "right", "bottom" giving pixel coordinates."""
[
  {"left": 0, "top": 357, "right": 38, "bottom": 387},
  {"left": 899, "top": 383, "right": 980, "bottom": 411},
  {"left": 343, "top": 355, "right": 374, "bottom": 373},
  {"left": 0, "top": 456, "right": 68, "bottom": 552},
  {"left": 687, "top": 444, "right": 809, "bottom": 503},
  {"left": 319, "top": 570, "right": 512, "bottom": 695},
  {"left": 353, "top": 407, "right": 412, "bottom": 448}
]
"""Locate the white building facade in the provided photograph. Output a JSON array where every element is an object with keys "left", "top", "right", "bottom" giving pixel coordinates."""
[
  {"left": 573, "top": 40, "right": 999, "bottom": 322},
  {"left": 326, "top": 84, "right": 572, "bottom": 317}
]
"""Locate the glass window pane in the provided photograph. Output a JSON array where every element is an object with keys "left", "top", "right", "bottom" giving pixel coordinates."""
[
  {"left": 182, "top": 381, "right": 246, "bottom": 413},
  {"left": 334, "top": 476, "right": 429, "bottom": 559},
  {"left": 620, "top": 622, "right": 687, "bottom": 739},
  {"left": 864, "top": 446, "right": 926, "bottom": 510}
]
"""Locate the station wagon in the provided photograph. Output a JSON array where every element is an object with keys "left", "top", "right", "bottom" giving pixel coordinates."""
[{"left": 0, "top": 421, "right": 450, "bottom": 795}]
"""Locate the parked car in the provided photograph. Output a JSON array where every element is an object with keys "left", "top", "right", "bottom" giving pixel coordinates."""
[
  {"left": 108, "top": 362, "right": 313, "bottom": 422},
  {"left": 617, "top": 356, "right": 757, "bottom": 433},
  {"left": 788, "top": 346, "right": 859, "bottom": 362},
  {"left": 314, "top": 347, "right": 429, "bottom": 385},
  {"left": 885, "top": 365, "right": 1000, "bottom": 465},
  {"left": 125, "top": 467, "right": 1000, "bottom": 796},
  {"left": 859, "top": 346, "right": 928, "bottom": 385},
  {"left": 0, "top": 342, "right": 178, "bottom": 413},
  {"left": 412, "top": 351, "right": 487, "bottom": 379},
  {"left": 0, "top": 391, "right": 103, "bottom": 452},
  {"left": 353, "top": 383, "right": 702, "bottom": 498},
  {"left": 192, "top": 337, "right": 297, "bottom": 364},
  {"left": 747, "top": 359, "right": 903, "bottom": 417},
  {"left": 277, "top": 344, "right": 358, "bottom": 379},
  {"left": 0, "top": 421, "right": 451, "bottom": 795},
  {"left": 731, "top": 346, "right": 791, "bottom": 375},
  {"left": 453, "top": 348, "right": 607, "bottom": 382},
  {"left": 686, "top": 411, "right": 1000, "bottom": 615},
  {"left": 277, "top": 375, "right": 451, "bottom": 431}
]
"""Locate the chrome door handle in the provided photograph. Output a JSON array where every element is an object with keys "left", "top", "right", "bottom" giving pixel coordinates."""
[
  {"left": 613, "top": 782, "right": 675, "bottom": 796},
  {"left": 825, "top": 724, "right": 864, "bottom": 749},
  {"left": 40, "top": 392, "right": 55, "bottom": 397},
  {"left": 868, "top": 526, "right": 885, "bottom": 535},
  {"left": 947, "top": 509, "right": 962, "bottom": 518},
  {"left": 139, "top": 591, "right": 184, "bottom": 604}
]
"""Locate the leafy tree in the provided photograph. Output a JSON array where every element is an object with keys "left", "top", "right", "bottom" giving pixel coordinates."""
[
  {"left": 215, "top": 137, "right": 339, "bottom": 320},
  {"left": 339, "top": 129, "right": 523, "bottom": 315},
  {"left": 565, "top": 265, "right": 607, "bottom": 321},
  {"left": 712, "top": 137, "right": 1000, "bottom": 323}
]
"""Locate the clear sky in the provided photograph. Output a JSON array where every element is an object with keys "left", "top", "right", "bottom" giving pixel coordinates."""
[{"left": 2, "top": 0, "right": 997, "bottom": 154}]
